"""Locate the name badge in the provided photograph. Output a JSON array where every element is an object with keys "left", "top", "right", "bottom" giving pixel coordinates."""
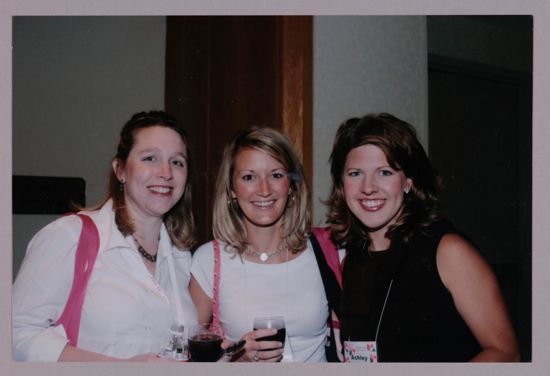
[{"left": 343, "top": 340, "right": 378, "bottom": 363}]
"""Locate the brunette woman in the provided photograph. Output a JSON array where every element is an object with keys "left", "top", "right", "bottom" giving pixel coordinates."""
[
  {"left": 13, "top": 111, "right": 197, "bottom": 361},
  {"left": 326, "top": 113, "right": 519, "bottom": 362}
]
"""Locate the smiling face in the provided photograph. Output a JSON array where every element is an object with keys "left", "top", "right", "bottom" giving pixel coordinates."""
[
  {"left": 343, "top": 143, "right": 412, "bottom": 249},
  {"left": 231, "top": 147, "right": 291, "bottom": 231},
  {"left": 113, "top": 125, "right": 188, "bottom": 224}
]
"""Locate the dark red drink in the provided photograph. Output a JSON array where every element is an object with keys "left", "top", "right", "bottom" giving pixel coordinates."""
[
  {"left": 254, "top": 327, "right": 286, "bottom": 352},
  {"left": 188, "top": 333, "right": 223, "bottom": 362}
]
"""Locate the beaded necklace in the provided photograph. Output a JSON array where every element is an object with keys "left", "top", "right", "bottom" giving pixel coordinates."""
[{"left": 133, "top": 236, "right": 157, "bottom": 263}]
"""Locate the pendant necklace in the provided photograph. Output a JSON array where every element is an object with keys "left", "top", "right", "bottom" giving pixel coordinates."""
[{"left": 245, "top": 241, "right": 288, "bottom": 262}]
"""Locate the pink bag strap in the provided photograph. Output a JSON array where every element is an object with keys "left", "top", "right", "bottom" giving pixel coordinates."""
[
  {"left": 211, "top": 240, "right": 222, "bottom": 333},
  {"left": 312, "top": 227, "right": 342, "bottom": 288},
  {"left": 54, "top": 214, "right": 100, "bottom": 347}
]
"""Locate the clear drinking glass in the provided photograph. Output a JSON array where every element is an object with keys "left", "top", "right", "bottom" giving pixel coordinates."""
[
  {"left": 252, "top": 316, "right": 286, "bottom": 346},
  {"left": 159, "top": 324, "right": 189, "bottom": 361}
]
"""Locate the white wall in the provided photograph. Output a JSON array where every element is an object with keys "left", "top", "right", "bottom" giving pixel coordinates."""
[
  {"left": 312, "top": 16, "right": 428, "bottom": 226},
  {"left": 12, "top": 15, "right": 431, "bottom": 276},
  {"left": 12, "top": 16, "right": 166, "bottom": 278}
]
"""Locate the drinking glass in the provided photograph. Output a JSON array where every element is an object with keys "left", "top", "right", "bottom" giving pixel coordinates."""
[
  {"left": 158, "top": 324, "right": 188, "bottom": 361},
  {"left": 253, "top": 316, "right": 286, "bottom": 347},
  {"left": 188, "top": 323, "right": 224, "bottom": 362}
]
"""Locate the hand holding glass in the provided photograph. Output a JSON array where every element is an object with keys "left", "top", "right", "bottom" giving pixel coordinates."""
[{"left": 253, "top": 316, "right": 286, "bottom": 347}]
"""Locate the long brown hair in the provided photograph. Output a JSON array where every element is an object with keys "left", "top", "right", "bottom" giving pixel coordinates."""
[
  {"left": 326, "top": 113, "right": 442, "bottom": 248},
  {"left": 97, "top": 110, "right": 195, "bottom": 249}
]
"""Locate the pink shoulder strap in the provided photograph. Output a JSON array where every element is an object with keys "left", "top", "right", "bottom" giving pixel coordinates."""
[
  {"left": 312, "top": 227, "right": 342, "bottom": 288},
  {"left": 211, "top": 240, "right": 222, "bottom": 331},
  {"left": 54, "top": 214, "right": 100, "bottom": 347}
]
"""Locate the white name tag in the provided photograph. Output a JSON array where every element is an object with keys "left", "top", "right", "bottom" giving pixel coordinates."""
[{"left": 343, "top": 340, "right": 378, "bottom": 363}]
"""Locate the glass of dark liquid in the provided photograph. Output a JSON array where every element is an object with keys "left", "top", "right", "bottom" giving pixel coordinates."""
[
  {"left": 188, "top": 323, "right": 224, "bottom": 362},
  {"left": 252, "top": 316, "right": 286, "bottom": 349}
]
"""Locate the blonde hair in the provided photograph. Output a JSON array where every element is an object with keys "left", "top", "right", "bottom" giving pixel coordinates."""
[{"left": 213, "top": 127, "right": 310, "bottom": 254}]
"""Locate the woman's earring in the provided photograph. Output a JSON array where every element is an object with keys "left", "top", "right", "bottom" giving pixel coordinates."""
[
  {"left": 286, "top": 192, "right": 295, "bottom": 208},
  {"left": 404, "top": 187, "right": 410, "bottom": 194},
  {"left": 119, "top": 179, "right": 125, "bottom": 192},
  {"left": 228, "top": 197, "right": 239, "bottom": 210}
]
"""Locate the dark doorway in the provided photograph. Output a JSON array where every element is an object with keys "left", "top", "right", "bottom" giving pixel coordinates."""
[{"left": 428, "top": 55, "right": 532, "bottom": 361}]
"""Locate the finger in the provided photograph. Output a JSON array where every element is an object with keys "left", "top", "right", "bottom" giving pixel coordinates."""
[
  {"left": 221, "top": 339, "right": 234, "bottom": 350},
  {"left": 228, "top": 347, "right": 246, "bottom": 362},
  {"left": 256, "top": 349, "right": 284, "bottom": 362},
  {"left": 227, "top": 340, "right": 254, "bottom": 362},
  {"left": 263, "top": 355, "right": 284, "bottom": 363},
  {"left": 250, "top": 328, "right": 277, "bottom": 340},
  {"left": 254, "top": 340, "right": 283, "bottom": 351}
]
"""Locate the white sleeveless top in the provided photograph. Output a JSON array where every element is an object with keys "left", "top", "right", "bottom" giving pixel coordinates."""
[{"left": 191, "top": 240, "right": 328, "bottom": 362}]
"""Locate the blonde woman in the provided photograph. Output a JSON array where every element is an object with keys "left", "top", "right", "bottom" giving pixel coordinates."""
[{"left": 190, "top": 127, "right": 330, "bottom": 362}]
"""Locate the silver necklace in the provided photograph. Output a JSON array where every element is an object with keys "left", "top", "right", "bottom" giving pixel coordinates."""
[{"left": 245, "top": 242, "right": 288, "bottom": 262}]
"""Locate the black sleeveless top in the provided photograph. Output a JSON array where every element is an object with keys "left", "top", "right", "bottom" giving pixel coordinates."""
[{"left": 340, "top": 220, "right": 481, "bottom": 362}]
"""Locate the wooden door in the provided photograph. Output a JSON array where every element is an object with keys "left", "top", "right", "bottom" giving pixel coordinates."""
[{"left": 164, "top": 16, "right": 312, "bottom": 246}]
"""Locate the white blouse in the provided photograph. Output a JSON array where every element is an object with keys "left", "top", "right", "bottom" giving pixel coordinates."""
[
  {"left": 12, "top": 201, "right": 197, "bottom": 361},
  {"left": 191, "top": 240, "right": 329, "bottom": 362}
]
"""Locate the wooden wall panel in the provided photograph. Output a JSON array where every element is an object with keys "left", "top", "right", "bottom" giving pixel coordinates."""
[{"left": 165, "top": 16, "right": 312, "bottom": 246}]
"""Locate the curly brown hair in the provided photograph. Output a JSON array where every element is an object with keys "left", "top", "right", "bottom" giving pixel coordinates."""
[{"left": 325, "top": 113, "right": 442, "bottom": 248}]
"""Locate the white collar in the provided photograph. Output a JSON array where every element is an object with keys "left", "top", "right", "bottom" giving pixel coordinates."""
[{"left": 82, "top": 200, "right": 174, "bottom": 260}]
